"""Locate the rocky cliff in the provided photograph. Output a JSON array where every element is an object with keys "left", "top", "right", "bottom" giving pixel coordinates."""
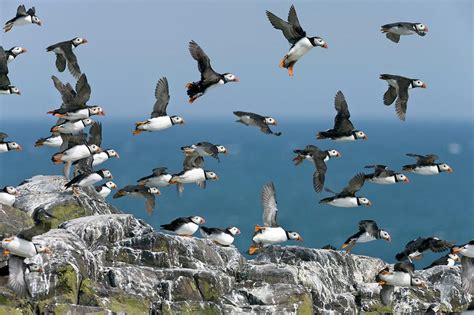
[{"left": 0, "top": 176, "right": 471, "bottom": 314}]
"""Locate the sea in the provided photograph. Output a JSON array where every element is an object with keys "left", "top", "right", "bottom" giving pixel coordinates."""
[{"left": 0, "top": 119, "right": 472, "bottom": 267}]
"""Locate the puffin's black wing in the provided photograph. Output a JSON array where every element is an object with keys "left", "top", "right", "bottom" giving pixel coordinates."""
[
  {"left": 341, "top": 173, "right": 366, "bottom": 196},
  {"left": 383, "top": 86, "right": 397, "bottom": 105},
  {"left": 358, "top": 220, "right": 379, "bottom": 238},
  {"left": 87, "top": 122, "right": 102, "bottom": 146},
  {"left": 312, "top": 157, "right": 327, "bottom": 193},
  {"left": 16, "top": 5, "right": 28, "bottom": 17},
  {"left": 150, "top": 77, "right": 170, "bottom": 118},
  {"left": 266, "top": 5, "right": 306, "bottom": 45},
  {"left": 380, "top": 284, "right": 395, "bottom": 306},
  {"left": 51, "top": 76, "right": 76, "bottom": 106},
  {"left": 333, "top": 91, "right": 354, "bottom": 134},
  {"left": 407, "top": 154, "right": 439, "bottom": 166},
  {"left": 26, "top": 7, "right": 36, "bottom": 16},
  {"left": 144, "top": 193, "right": 155, "bottom": 215},
  {"left": 8, "top": 255, "right": 28, "bottom": 297},
  {"left": 137, "top": 167, "right": 168, "bottom": 182},
  {"left": 395, "top": 79, "right": 411, "bottom": 121},
  {"left": 65, "top": 171, "right": 89, "bottom": 188},
  {"left": 422, "top": 238, "right": 453, "bottom": 253},
  {"left": 261, "top": 182, "right": 279, "bottom": 227},
  {"left": 62, "top": 45, "right": 81, "bottom": 79},
  {"left": 74, "top": 73, "right": 91, "bottom": 105},
  {"left": 183, "top": 155, "right": 204, "bottom": 170},
  {"left": 201, "top": 226, "right": 226, "bottom": 235},
  {"left": 161, "top": 217, "right": 191, "bottom": 231},
  {"left": 196, "top": 142, "right": 219, "bottom": 156},
  {"left": 188, "top": 41, "right": 220, "bottom": 83},
  {"left": 258, "top": 123, "right": 281, "bottom": 136},
  {"left": 0, "top": 47, "right": 10, "bottom": 87},
  {"left": 394, "top": 261, "right": 415, "bottom": 274},
  {"left": 423, "top": 255, "right": 449, "bottom": 270},
  {"left": 0, "top": 132, "right": 8, "bottom": 142}
]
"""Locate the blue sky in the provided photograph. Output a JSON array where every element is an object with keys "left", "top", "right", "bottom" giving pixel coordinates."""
[{"left": 0, "top": 0, "right": 472, "bottom": 122}]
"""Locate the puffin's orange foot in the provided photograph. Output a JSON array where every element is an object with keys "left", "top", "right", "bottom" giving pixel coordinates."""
[
  {"left": 288, "top": 66, "right": 294, "bottom": 77},
  {"left": 255, "top": 224, "right": 264, "bottom": 232},
  {"left": 185, "top": 83, "right": 193, "bottom": 89},
  {"left": 248, "top": 246, "right": 259, "bottom": 255},
  {"left": 188, "top": 97, "right": 197, "bottom": 104}
]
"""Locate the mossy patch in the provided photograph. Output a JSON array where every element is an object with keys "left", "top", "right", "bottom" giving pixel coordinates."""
[
  {"left": 104, "top": 295, "right": 150, "bottom": 314},
  {"left": 78, "top": 278, "right": 100, "bottom": 306},
  {"left": 49, "top": 203, "right": 87, "bottom": 228},
  {"left": 295, "top": 293, "right": 313, "bottom": 315},
  {"left": 0, "top": 305, "right": 23, "bottom": 315},
  {"left": 161, "top": 301, "right": 221, "bottom": 315}
]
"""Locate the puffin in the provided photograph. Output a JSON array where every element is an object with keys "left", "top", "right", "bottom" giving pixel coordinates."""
[
  {"left": 65, "top": 168, "right": 113, "bottom": 195},
  {"left": 46, "top": 37, "right": 88, "bottom": 79},
  {"left": 34, "top": 132, "right": 63, "bottom": 148},
  {"left": 137, "top": 167, "right": 171, "bottom": 188},
  {"left": 423, "top": 247, "right": 460, "bottom": 269},
  {"left": 161, "top": 216, "right": 206, "bottom": 237},
  {"left": 95, "top": 181, "right": 117, "bottom": 199},
  {"left": 186, "top": 40, "right": 239, "bottom": 103},
  {"left": 292, "top": 145, "right": 341, "bottom": 192},
  {"left": 317, "top": 91, "right": 367, "bottom": 141},
  {"left": 341, "top": 220, "right": 391, "bottom": 253},
  {"left": 0, "top": 133, "right": 22, "bottom": 153},
  {"left": 0, "top": 46, "right": 20, "bottom": 95},
  {"left": 47, "top": 74, "right": 105, "bottom": 120},
  {"left": 134, "top": 77, "right": 185, "bottom": 135},
  {"left": 51, "top": 118, "right": 95, "bottom": 134},
  {"left": 52, "top": 142, "right": 101, "bottom": 164},
  {"left": 395, "top": 237, "right": 454, "bottom": 262},
  {"left": 454, "top": 240, "right": 474, "bottom": 258},
  {"left": 454, "top": 240, "right": 474, "bottom": 296},
  {"left": 169, "top": 155, "right": 219, "bottom": 195},
  {"left": 381, "top": 22, "right": 428, "bottom": 43},
  {"left": 377, "top": 262, "right": 427, "bottom": 306},
  {"left": 402, "top": 153, "right": 453, "bottom": 175},
  {"left": 181, "top": 142, "right": 228, "bottom": 162},
  {"left": 380, "top": 74, "right": 427, "bottom": 121},
  {"left": 0, "top": 186, "right": 20, "bottom": 207},
  {"left": 266, "top": 5, "right": 327, "bottom": 76},
  {"left": 113, "top": 185, "right": 160, "bottom": 215},
  {"left": 364, "top": 165, "right": 409, "bottom": 185},
  {"left": 200, "top": 226, "right": 241, "bottom": 246},
  {"left": 248, "top": 182, "right": 303, "bottom": 255},
  {"left": 319, "top": 173, "right": 372, "bottom": 208},
  {"left": 234, "top": 111, "right": 281, "bottom": 136},
  {"left": 3, "top": 5, "right": 41, "bottom": 33},
  {"left": 72, "top": 123, "right": 119, "bottom": 167},
  {"left": 5, "top": 46, "right": 27, "bottom": 63}
]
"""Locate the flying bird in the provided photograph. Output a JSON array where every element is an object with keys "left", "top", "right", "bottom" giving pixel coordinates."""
[
  {"left": 402, "top": 153, "right": 452, "bottom": 175},
  {"left": 380, "top": 74, "right": 427, "bottom": 121},
  {"left": 169, "top": 155, "right": 219, "bottom": 195},
  {"left": 395, "top": 237, "right": 454, "bottom": 262},
  {"left": 0, "top": 133, "right": 22, "bottom": 153},
  {"left": 186, "top": 40, "right": 239, "bottom": 103},
  {"left": 266, "top": 5, "right": 327, "bottom": 76},
  {"left": 137, "top": 167, "right": 171, "bottom": 188},
  {"left": 423, "top": 247, "right": 460, "bottom": 270},
  {"left": 248, "top": 182, "right": 303, "bottom": 255},
  {"left": 0, "top": 46, "right": 20, "bottom": 95},
  {"left": 319, "top": 173, "right": 371, "bottom": 208},
  {"left": 293, "top": 145, "right": 341, "bottom": 192},
  {"left": 3, "top": 5, "right": 41, "bottom": 33},
  {"left": 35, "top": 133, "right": 63, "bottom": 148},
  {"left": 0, "top": 186, "right": 20, "bottom": 207},
  {"left": 234, "top": 111, "right": 281, "bottom": 136},
  {"left": 381, "top": 22, "right": 428, "bottom": 43},
  {"left": 200, "top": 226, "right": 241, "bottom": 246},
  {"left": 134, "top": 77, "right": 184, "bottom": 135},
  {"left": 341, "top": 220, "right": 391, "bottom": 253},
  {"left": 65, "top": 167, "right": 113, "bottom": 196},
  {"left": 317, "top": 91, "right": 367, "bottom": 141},
  {"left": 181, "top": 142, "right": 228, "bottom": 162},
  {"left": 113, "top": 185, "right": 161, "bottom": 215},
  {"left": 73, "top": 123, "right": 119, "bottom": 168},
  {"left": 161, "top": 216, "right": 206, "bottom": 237},
  {"left": 51, "top": 118, "right": 95, "bottom": 134},
  {"left": 364, "top": 165, "right": 409, "bottom": 185},
  {"left": 46, "top": 37, "right": 88, "bottom": 79},
  {"left": 4, "top": 46, "right": 27, "bottom": 64}
]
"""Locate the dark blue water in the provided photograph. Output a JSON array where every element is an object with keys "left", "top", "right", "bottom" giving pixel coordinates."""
[{"left": 0, "top": 119, "right": 472, "bottom": 266}]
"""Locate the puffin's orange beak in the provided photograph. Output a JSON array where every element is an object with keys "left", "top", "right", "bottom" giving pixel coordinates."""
[
  {"left": 322, "top": 43, "right": 328, "bottom": 49},
  {"left": 21, "top": 48, "right": 28, "bottom": 53},
  {"left": 421, "top": 83, "right": 427, "bottom": 88},
  {"left": 82, "top": 38, "right": 88, "bottom": 44},
  {"left": 233, "top": 77, "right": 240, "bottom": 82}
]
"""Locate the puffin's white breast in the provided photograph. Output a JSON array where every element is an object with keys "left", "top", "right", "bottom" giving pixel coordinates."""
[
  {"left": 252, "top": 227, "right": 287, "bottom": 246},
  {"left": 178, "top": 168, "right": 205, "bottom": 184},
  {"left": 0, "top": 144, "right": 8, "bottom": 153},
  {"left": 2, "top": 237, "right": 37, "bottom": 258},
  {"left": 329, "top": 197, "right": 359, "bottom": 208},
  {"left": 333, "top": 135, "right": 356, "bottom": 142},
  {"left": 390, "top": 27, "right": 416, "bottom": 36},
  {"left": 368, "top": 176, "right": 396, "bottom": 185},
  {"left": 380, "top": 272, "right": 412, "bottom": 287},
  {"left": 78, "top": 173, "right": 102, "bottom": 187},
  {"left": 145, "top": 175, "right": 172, "bottom": 187},
  {"left": 0, "top": 192, "right": 16, "bottom": 206},
  {"left": 356, "top": 232, "right": 377, "bottom": 243},
  {"left": 207, "top": 231, "right": 234, "bottom": 246},
  {"left": 141, "top": 116, "right": 172, "bottom": 131},
  {"left": 98, "top": 187, "right": 111, "bottom": 198},
  {"left": 412, "top": 166, "right": 439, "bottom": 175},
  {"left": 287, "top": 37, "right": 313, "bottom": 62},
  {"left": 174, "top": 222, "right": 198, "bottom": 236},
  {"left": 92, "top": 152, "right": 108, "bottom": 166}
]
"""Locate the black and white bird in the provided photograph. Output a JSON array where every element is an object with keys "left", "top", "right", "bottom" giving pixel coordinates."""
[
  {"left": 65, "top": 167, "right": 113, "bottom": 196},
  {"left": 51, "top": 118, "right": 95, "bottom": 134},
  {"left": 161, "top": 216, "right": 206, "bottom": 237},
  {"left": 137, "top": 167, "right": 172, "bottom": 188},
  {"left": 381, "top": 22, "right": 428, "bottom": 43},
  {"left": 200, "top": 226, "right": 241, "bottom": 246},
  {"left": 396, "top": 237, "right": 454, "bottom": 262},
  {"left": 5, "top": 46, "right": 27, "bottom": 63},
  {"left": 46, "top": 37, "right": 88, "bottom": 79},
  {"left": 169, "top": 156, "right": 219, "bottom": 195},
  {"left": 454, "top": 240, "right": 474, "bottom": 297},
  {"left": 113, "top": 185, "right": 160, "bottom": 215},
  {"left": 52, "top": 141, "right": 101, "bottom": 164},
  {"left": 0, "top": 133, "right": 22, "bottom": 153},
  {"left": 181, "top": 142, "right": 228, "bottom": 162},
  {"left": 380, "top": 74, "right": 427, "bottom": 121},
  {"left": 377, "top": 262, "right": 427, "bottom": 306},
  {"left": 455, "top": 240, "right": 474, "bottom": 258},
  {"left": 134, "top": 77, "right": 184, "bottom": 135},
  {"left": 364, "top": 165, "right": 409, "bottom": 185},
  {"left": 341, "top": 220, "right": 391, "bottom": 253},
  {"left": 319, "top": 173, "right": 372, "bottom": 208},
  {"left": 0, "top": 186, "right": 19, "bottom": 207},
  {"left": 186, "top": 40, "right": 239, "bottom": 103},
  {"left": 423, "top": 247, "right": 460, "bottom": 270},
  {"left": 73, "top": 123, "right": 119, "bottom": 167},
  {"left": 266, "top": 5, "right": 327, "bottom": 76},
  {"left": 95, "top": 181, "right": 117, "bottom": 199},
  {"left": 34, "top": 132, "right": 63, "bottom": 148},
  {"left": 293, "top": 145, "right": 341, "bottom": 192},
  {"left": 234, "top": 111, "right": 281, "bottom": 136},
  {"left": 248, "top": 182, "right": 303, "bottom": 255},
  {"left": 3, "top": 5, "right": 41, "bottom": 33},
  {"left": 317, "top": 91, "right": 367, "bottom": 141},
  {"left": 0, "top": 46, "right": 20, "bottom": 95},
  {"left": 402, "top": 153, "right": 453, "bottom": 175},
  {"left": 47, "top": 74, "right": 105, "bottom": 120}
]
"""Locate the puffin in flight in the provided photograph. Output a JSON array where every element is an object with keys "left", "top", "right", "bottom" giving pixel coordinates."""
[
  {"left": 381, "top": 22, "right": 428, "bottom": 43},
  {"left": 46, "top": 37, "right": 88, "bottom": 79},
  {"left": 423, "top": 247, "right": 460, "bottom": 270},
  {"left": 169, "top": 155, "right": 219, "bottom": 195},
  {"left": 0, "top": 46, "right": 20, "bottom": 95},
  {"left": 319, "top": 173, "right": 372, "bottom": 208},
  {"left": 137, "top": 167, "right": 171, "bottom": 188},
  {"left": 181, "top": 142, "right": 228, "bottom": 162},
  {"left": 395, "top": 237, "right": 454, "bottom": 262},
  {"left": 134, "top": 77, "right": 184, "bottom": 135},
  {"left": 3, "top": 5, "right": 41, "bottom": 33},
  {"left": 402, "top": 154, "right": 453, "bottom": 175},
  {"left": 113, "top": 185, "right": 161, "bottom": 215},
  {"left": 234, "top": 111, "right": 281, "bottom": 136},
  {"left": 186, "top": 40, "right": 239, "bottom": 103},
  {"left": 266, "top": 5, "right": 327, "bottom": 76},
  {"left": 317, "top": 91, "right": 367, "bottom": 141},
  {"left": 0, "top": 133, "right": 22, "bottom": 153},
  {"left": 341, "top": 220, "right": 391, "bottom": 253},
  {"left": 364, "top": 165, "right": 409, "bottom": 185}
]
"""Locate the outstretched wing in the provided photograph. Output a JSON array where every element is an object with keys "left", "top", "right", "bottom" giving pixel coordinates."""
[
  {"left": 406, "top": 153, "right": 439, "bottom": 166},
  {"left": 150, "top": 77, "right": 170, "bottom": 118},
  {"left": 342, "top": 173, "right": 366, "bottom": 195},
  {"left": 16, "top": 5, "right": 28, "bottom": 17},
  {"left": 395, "top": 80, "right": 410, "bottom": 121},
  {"left": 188, "top": 41, "right": 220, "bottom": 82},
  {"left": 266, "top": 5, "right": 306, "bottom": 45},
  {"left": 74, "top": 73, "right": 91, "bottom": 105},
  {"left": 261, "top": 182, "right": 278, "bottom": 227},
  {"left": 333, "top": 91, "right": 354, "bottom": 133},
  {"left": 8, "top": 255, "right": 28, "bottom": 297},
  {"left": 87, "top": 122, "right": 102, "bottom": 146},
  {"left": 358, "top": 220, "right": 379, "bottom": 238},
  {"left": 183, "top": 155, "right": 204, "bottom": 170},
  {"left": 312, "top": 158, "right": 327, "bottom": 193}
]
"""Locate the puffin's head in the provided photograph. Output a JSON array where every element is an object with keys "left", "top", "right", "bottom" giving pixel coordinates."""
[
  {"left": 106, "top": 149, "right": 120, "bottom": 159},
  {"left": 358, "top": 197, "right": 372, "bottom": 207},
  {"left": 205, "top": 171, "right": 219, "bottom": 181},
  {"left": 105, "top": 181, "right": 117, "bottom": 190},
  {"left": 379, "top": 230, "right": 391, "bottom": 242},
  {"left": 88, "top": 144, "right": 102, "bottom": 154},
  {"left": 411, "top": 79, "right": 427, "bottom": 89},
  {"left": 411, "top": 277, "right": 427, "bottom": 288},
  {"left": 8, "top": 142, "right": 22, "bottom": 151},
  {"left": 216, "top": 145, "right": 228, "bottom": 154},
  {"left": 90, "top": 106, "right": 105, "bottom": 116},
  {"left": 28, "top": 263, "right": 44, "bottom": 272},
  {"left": 328, "top": 149, "right": 342, "bottom": 158},
  {"left": 415, "top": 23, "right": 428, "bottom": 33},
  {"left": 227, "top": 227, "right": 241, "bottom": 236},
  {"left": 35, "top": 244, "right": 51, "bottom": 255},
  {"left": 100, "top": 170, "right": 113, "bottom": 179},
  {"left": 354, "top": 131, "right": 368, "bottom": 140},
  {"left": 223, "top": 73, "right": 239, "bottom": 83},
  {"left": 171, "top": 116, "right": 185, "bottom": 125},
  {"left": 148, "top": 187, "right": 161, "bottom": 195},
  {"left": 72, "top": 37, "right": 88, "bottom": 46},
  {"left": 264, "top": 117, "right": 278, "bottom": 125},
  {"left": 288, "top": 231, "right": 303, "bottom": 241},
  {"left": 395, "top": 173, "right": 410, "bottom": 183},
  {"left": 310, "top": 37, "right": 328, "bottom": 48},
  {"left": 10, "top": 46, "right": 27, "bottom": 56},
  {"left": 448, "top": 253, "right": 461, "bottom": 262},
  {"left": 9, "top": 86, "right": 21, "bottom": 95},
  {"left": 438, "top": 163, "right": 453, "bottom": 173},
  {"left": 83, "top": 118, "right": 95, "bottom": 126},
  {"left": 191, "top": 216, "right": 206, "bottom": 225},
  {"left": 5, "top": 186, "right": 19, "bottom": 196},
  {"left": 32, "top": 15, "right": 41, "bottom": 26}
]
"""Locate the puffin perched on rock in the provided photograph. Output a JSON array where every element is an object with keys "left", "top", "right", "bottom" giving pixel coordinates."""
[
  {"left": 364, "top": 165, "right": 409, "bottom": 185},
  {"left": 0, "top": 133, "right": 22, "bottom": 153},
  {"left": 134, "top": 77, "right": 185, "bottom": 135},
  {"left": 234, "top": 111, "right": 281, "bottom": 136},
  {"left": 46, "top": 37, "right": 88, "bottom": 79},
  {"left": 3, "top": 5, "right": 41, "bottom": 33},
  {"left": 381, "top": 22, "right": 428, "bottom": 43},
  {"left": 341, "top": 220, "right": 391, "bottom": 253},
  {"left": 402, "top": 154, "right": 452, "bottom": 175},
  {"left": 266, "top": 5, "right": 327, "bottom": 76},
  {"left": 181, "top": 142, "right": 228, "bottom": 162},
  {"left": 169, "top": 156, "right": 219, "bottom": 195},
  {"left": 137, "top": 167, "right": 171, "bottom": 188},
  {"left": 319, "top": 173, "right": 371, "bottom": 208},
  {"left": 161, "top": 216, "right": 206, "bottom": 237},
  {"left": 0, "top": 186, "right": 20, "bottom": 207},
  {"left": 317, "top": 91, "right": 367, "bottom": 141},
  {"left": 186, "top": 40, "right": 239, "bottom": 103},
  {"left": 113, "top": 185, "right": 160, "bottom": 215},
  {"left": 248, "top": 182, "right": 303, "bottom": 255},
  {"left": 4, "top": 46, "right": 27, "bottom": 64},
  {"left": 396, "top": 237, "right": 454, "bottom": 262},
  {"left": 201, "top": 226, "right": 241, "bottom": 246}
]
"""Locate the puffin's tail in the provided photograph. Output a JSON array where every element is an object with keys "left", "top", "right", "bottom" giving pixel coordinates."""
[
  {"left": 52, "top": 153, "right": 63, "bottom": 164},
  {"left": 186, "top": 82, "right": 201, "bottom": 103},
  {"left": 316, "top": 132, "right": 329, "bottom": 140},
  {"left": 133, "top": 121, "right": 147, "bottom": 135},
  {"left": 3, "top": 23, "right": 13, "bottom": 33},
  {"left": 35, "top": 138, "right": 46, "bottom": 147}
]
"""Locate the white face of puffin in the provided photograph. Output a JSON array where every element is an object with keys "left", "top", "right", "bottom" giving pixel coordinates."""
[
  {"left": 395, "top": 174, "right": 410, "bottom": 183},
  {"left": 106, "top": 149, "right": 120, "bottom": 159},
  {"left": 228, "top": 227, "right": 241, "bottom": 236},
  {"left": 105, "top": 181, "right": 117, "bottom": 190},
  {"left": 32, "top": 16, "right": 41, "bottom": 26},
  {"left": 264, "top": 117, "right": 278, "bottom": 125},
  {"left": 287, "top": 231, "right": 303, "bottom": 241},
  {"left": 411, "top": 278, "right": 427, "bottom": 288},
  {"left": 216, "top": 145, "right": 227, "bottom": 154},
  {"left": 90, "top": 107, "right": 105, "bottom": 116},
  {"left": 328, "top": 150, "right": 341, "bottom": 158},
  {"left": 314, "top": 37, "right": 328, "bottom": 48},
  {"left": 380, "top": 230, "right": 391, "bottom": 242},
  {"left": 415, "top": 23, "right": 428, "bottom": 32},
  {"left": 102, "top": 170, "right": 113, "bottom": 179},
  {"left": 72, "top": 37, "right": 88, "bottom": 46},
  {"left": 8, "top": 142, "right": 22, "bottom": 151},
  {"left": 148, "top": 187, "right": 161, "bottom": 195},
  {"left": 205, "top": 171, "right": 219, "bottom": 181},
  {"left": 34, "top": 244, "right": 50, "bottom": 254},
  {"left": 411, "top": 80, "right": 427, "bottom": 89},
  {"left": 357, "top": 197, "right": 372, "bottom": 207},
  {"left": 88, "top": 144, "right": 102, "bottom": 154},
  {"left": 10, "top": 87, "right": 21, "bottom": 95},
  {"left": 171, "top": 116, "right": 185, "bottom": 125},
  {"left": 191, "top": 216, "right": 206, "bottom": 225},
  {"left": 82, "top": 118, "right": 95, "bottom": 126},
  {"left": 223, "top": 73, "right": 239, "bottom": 82},
  {"left": 355, "top": 131, "right": 368, "bottom": 140},
  {"left": 11, "top": 47, "right": 27, "bottom": 56},
  {"left": 439, "top": 164, "right": 453, "bottom": 173},
  {"left": 448, "top": 253, "right": 460, "bottom": 262},
  {"left": 5, "top": 186, "right": 19, "bottom": 196}
]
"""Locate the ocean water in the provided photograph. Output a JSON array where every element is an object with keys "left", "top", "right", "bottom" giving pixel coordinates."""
[{"left": 0, "top": 119, "right": 472, "bottom": 266}]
